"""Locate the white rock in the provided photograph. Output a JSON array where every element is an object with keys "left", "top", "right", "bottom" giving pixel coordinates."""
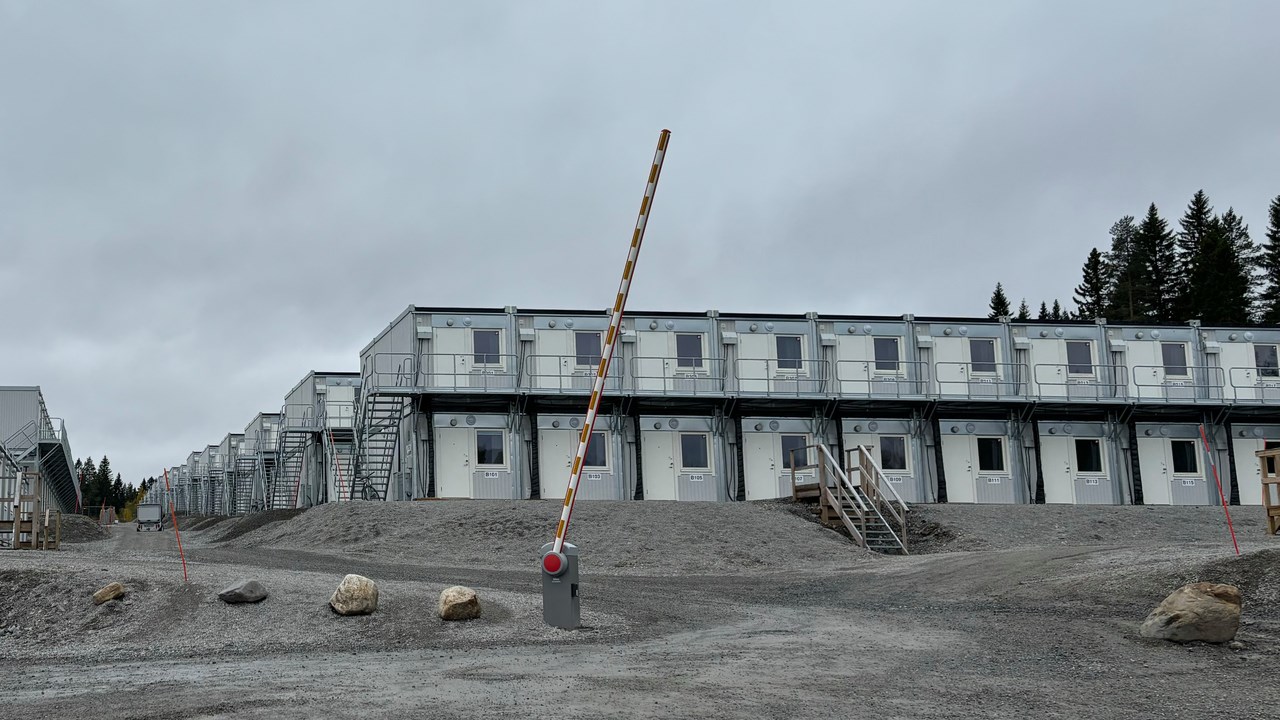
[
  {"left": 438, "top": 585, "right": 481, "bottom": 621},
  {"left": 329, "top": 574, "right": 378, "bottom": 616}
]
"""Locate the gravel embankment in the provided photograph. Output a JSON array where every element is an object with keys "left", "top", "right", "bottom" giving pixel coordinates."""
[{"left": 58, "top": 514, "right": 111, "bottom": 543}]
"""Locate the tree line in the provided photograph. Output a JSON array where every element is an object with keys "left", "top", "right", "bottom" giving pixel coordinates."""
[
  {"left": 989, "top": 191, "right": 1280, "bottom": 325},
  {"left": 75, "top": 456, "right": 157, "bottom": 520}
]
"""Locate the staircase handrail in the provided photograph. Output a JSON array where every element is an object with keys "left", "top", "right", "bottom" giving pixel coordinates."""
[
  {"left": 847, "top": 446, "right": 909, "bottom": 553},
  {"left": 853, "top": 445, "right": 910, "bottom": 523}
]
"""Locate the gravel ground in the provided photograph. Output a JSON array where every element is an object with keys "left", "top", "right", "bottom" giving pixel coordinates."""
[{"left": 1, "top": 501, "right": 1278, "bottom": 719}]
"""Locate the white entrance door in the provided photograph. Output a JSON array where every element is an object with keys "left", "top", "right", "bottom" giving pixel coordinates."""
[
  {"left": 538, "top": 429, "right": 573, "bottom": 500},
  {"left": 1040, "top": 436, "right": 1074, "bottom": 504},
  {"left": 1136, "top": 438, "right": 1172, "bottom": 505},
  {"left": 434, "top": 428, "right": 471, "bottom": 498},
  {"left": 641, "top": 431, "right": 678, "bottom": 500}
]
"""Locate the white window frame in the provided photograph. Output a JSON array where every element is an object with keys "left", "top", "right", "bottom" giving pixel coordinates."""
[
  {"left": 969, "top": 338, "right": 998, "bottom": 375},
  {"left": 1161, "top": 342, "right": 1189, "bottom": 378},
  {"left": 1169, "top": 439, "right": 1198, "bottom": 475},
  {"left": 471, "top": 329, "right": 502, "bottom": 367},
  {"left": 976, "top": 436, "right": 1006, "bottom": 473},
  {"left": 774, "top": 335, "right": 805, "bottom": 374},
  {"left": 872, "top": 337, "right": 901, "bottom": 375},
  {"left": 678, "top": 432, "right": 713, "bottom": 472},
  {"left": 1073, "top": 438, "right": 1105, "bottom": 474},
  {"left": 583, "top": 431, "right": 609, "bottom": 469},
  {"left": 474, "top": 429, "right": 508, "bottom": 469},
  {"left": 780, "top": 433, "right": 810, "bottom": 470},
  {"left": 1065, "top": 340, "right": 1094, "bottom": 377},
  {"left": 574, "top": 331, "right": 602, "bottom": 369},
  {"left": 1255, "top": 343, "right": 1279, "bottom": 379},
  {"left": 675, "top": 333, "right": 706, "bottom": 371},
  {"left": 878, "top": 435, "right": 910, "bottom": 472}
]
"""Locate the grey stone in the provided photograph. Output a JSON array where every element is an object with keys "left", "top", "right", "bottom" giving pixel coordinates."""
[
  {"left": 438, "top": 585, "right": 481, "bottom": 621},
  {"left": 218, "top": 579, "right": 268, "bottom": 604},
  {"left": 329, "top": 574, "right": 378, "bottom": 616},
  {"left": 1139, "top": 583, "right": 1241, "bottom": 644},
  {"left": 92, "top": 582, "right": 125, "bottom": 605}
]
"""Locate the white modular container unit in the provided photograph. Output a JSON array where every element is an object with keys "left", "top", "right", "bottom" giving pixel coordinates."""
[
  {"left": 721, "top": 315, "right": 825, "bottom": 397},
  {"left": 628, "top": 313, "right": 723, "bottom": 396},
  {"left": 1012, "top": 322, "right": 1123, "bottom": 402},
  {"left": 520, "top": 311, "right": 623, "bottom": 395},
  {"left": 535, "top": 413, "right": 632, "bottom": 501},
  {"left": 841, "top": 418, "right": 932, "bottom": 503},
  {"left": 1228, "top": 423, "right": 1280, "bottom": 506},
  {"left": 939, "top": 419, "right": 1030, "bottom": 503},
  {"left": 1037, "top": 421, "right": 1126, "bottom": 504},
  {"left": 1111, "top": 325, "right": 1220, "bottom": 402},
  {"left": 740, "top": 417, "right": 837, "bottom": 500},
  {"left": 432, "top": 412, "right": 527, "bottom": 499},
  {"left": 426, "top": 311, "right": 518, "bottom": 391},
  {"left": 1211, "top": 328, "right": 1280, "bottom": 403},
  {"left": 1134, "top": 423, "right": 1219, "bottom": 505},
  {"left": 823, "top": 318, "right": 926, "bottom": 398},
  {"left": 639, "top": 415, "right": 728, "bottom": 501}
]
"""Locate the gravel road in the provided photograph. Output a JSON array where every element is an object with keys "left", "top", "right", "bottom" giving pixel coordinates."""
[{"left": 1, "top": 501, "right": 1277, "bottom": 719}]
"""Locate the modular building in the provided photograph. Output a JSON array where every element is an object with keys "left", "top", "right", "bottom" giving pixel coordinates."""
[
  {"left": 273, "top": 372, "right": 360, "bottom": 509},
  {"left": 1037, "top": 420, "right": 1129, "bottom": 504},
  {"left": 535, "top": 413, "right": 633, "bottom": 501},
  {"left": 218, "top": 433, "right": 246, "bottom": 515},
  {"left": 740, "top": 416, "right": 837, "bottom": 500},
  {"left": 1134, "top": 422, "right": 1221, "bottom": 505},
  {"left": 841, "top": 417, "right": 934, "bottom": 503},
  {"left": 938, "top": 418, "right": 1033, "bottom": 504},
  {"left": 1229, "top": 423, "right": 1280, "bottom": 505},
  {"left": 0, "top": 386, "right": 80, "bottom": 514},
  {"left": 242, "top": 413, "right": 280, "bottom": 512}
]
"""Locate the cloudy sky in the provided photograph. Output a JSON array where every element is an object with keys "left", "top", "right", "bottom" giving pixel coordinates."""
[{"left": 2, "top": 0, "right": 1278, "bottom": 483}]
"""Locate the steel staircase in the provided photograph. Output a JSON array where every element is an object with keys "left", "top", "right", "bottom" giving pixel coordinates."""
[
  {"left": 324, "top": 427, "right": 357, "bottom": 502},
  {"left": 791, "top": 443, "right": 909, "bottom": 554},
  {"left": 257, "top": 454, "right": 276, "bottom": 512},
  {"left": 208, "top": 467, "right": 226, "bottom": 514},
  {"left": 273, "top": 429, "right": 311, "bottom": 510},
  {"left": 355, "top": 394, "right": 406, "bottom": 501},
  {"left": 233, "top": 452, "right": 256, "bottom": 515}
]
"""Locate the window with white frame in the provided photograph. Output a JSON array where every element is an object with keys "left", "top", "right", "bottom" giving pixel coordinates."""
[
  {"left": 976, "top": 437, "right": 1005, "bottom": 472},
  {"left": 970, "top": 339, "right": 997, "bottom": 374},
  {"left": 1161, "top": 343, "right": 1188, "bottom": 377},
  {"left": 780, "top": 434, "right": 809, "bottom": 469},
  {"left": 1255, "top": 344, "right": 1279, "bottom": 378},
  {"left": 873, "top": 337, "right": 900, "bottom": 373},
  {"left": 676, "top": 333, "right": 704, "bottom": 369},
  {"left": 475, "top": 430, "right": 505, "bottom": 466},
  {"left": 584, "top": 431, "right": 608, "bottom": 468},
  {"left": 575, "top": 331, "right": 602, "bottom": 367},
  {"left": 1074, "top": 439, "right": 1103, "bottom": 473},
  {"left": 1170, "top": 440, "right": 1197, "bottom": 474},
  {"left": 1066, "top": 341, "right": 1093, "bottom": 375},
  {"left": 679, "top": 433, "right": 711, "bottom": 471},
  {"left": 473, "top": 330, "right": 500, "bottom": 365},
  {"left": 776, "top": 336, "right": 803, "bottom": 370},
  {"left": 879, "top": 436, "right": 908, "bottom": 471}
]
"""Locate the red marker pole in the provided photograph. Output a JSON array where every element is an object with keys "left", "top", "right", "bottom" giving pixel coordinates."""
[
  {"left": 1199, "top": 424, "right": 1240, "bottom": 556},
  {"left": 163, "top": 468, "right": 190, "bottom": 582}
]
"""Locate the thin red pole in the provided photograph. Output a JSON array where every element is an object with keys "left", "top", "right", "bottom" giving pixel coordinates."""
[
  {"left": 1199, "top": 424, "right": 1240, "bottom": 556},
  {"left": 162, "top": 469, "right": 189, "bottom": 582}
]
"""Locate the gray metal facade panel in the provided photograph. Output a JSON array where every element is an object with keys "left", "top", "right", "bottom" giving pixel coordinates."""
[{"left": 0, "top": 387, "right": 43, "bottom": 446}]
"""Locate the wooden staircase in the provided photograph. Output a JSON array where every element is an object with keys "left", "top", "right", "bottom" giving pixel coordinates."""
[
  {"left": 791, "top": 443, "right": 909, "bottom": 555},
  {"left": 1257, "top": 447, "right": 1280, "bottom": 535}
]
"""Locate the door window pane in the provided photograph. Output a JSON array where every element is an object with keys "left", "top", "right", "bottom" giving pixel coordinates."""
[
  {"left": 1265, "top": 440, "right": 1280, "bottom": 475},
  {"left": 676, "top": 334, "right": 704, "bottom": 368},
  {"left": 1074, "top": 439, "right": 1103, "bottom": 473},
  {"left": 476, "top": 430, "right": 505, "bottom": 466},
  {"left": 584, "top": 431, "right": 607, "bottom": 468},
  {"left": 1256, "top": 345, "right": 1279, "bottom": 378},
  {"left": 873, "top": 338, "right": 900, "bottom": 372},
  {"left": 976, "top": 437, "right": 1005, "bottom": 472},
  {"left": 776, "top": 336, "right": 803, "bottom": 370},
  {"left": 879, "top": 436, "right": 908, "bottom": 471},
  {"left": 1066, "top": 341, "right": 1093, "bottom": 375},
  {"left": 473, "top": 330, "right": 500, "bottom": 364},
  {"left": 1161, "top": 343, "right": 1188, "bottom": 377},
  {"left": 679, "top": 433, "right": 710, "bottom": 470},
  {"left": 575, "top": 331, "right": 602, "bottom": 367},
  {"left": 1170, "top": 440, "right": 1198, "bottom": 474},
  {"left": 970, "top": 339, "right": 997, "bottom": 373},
  {"left": 780, "top": 434, "right": 808, "bottom": 469}
]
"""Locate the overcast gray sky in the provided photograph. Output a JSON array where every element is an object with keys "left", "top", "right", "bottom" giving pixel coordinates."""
[{"left": 2, "top": 0, "right": 1278, "bottom": 484}]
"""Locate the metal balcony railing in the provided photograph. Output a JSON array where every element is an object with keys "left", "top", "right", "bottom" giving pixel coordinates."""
[
  {"left": 365, "top": 352, "right": 419, "bottom": 392},
  {"left": 935, "top": 362, "right": 1029, "bottom": 399},
  {"left": 323, "top": 401, "right": 357, "bottom": 429},
  {"left": 421, "top": 352, "right": 519, "bottom": 391},
  {"left": 1032, "top": 363, "right": 1129, "bottom": 401},
  {"left": 834, "top": 360, "right": 931, "bottom": 397},
  {"left": 1131, "top": 365, "right": 1225, "bottom": 402},
  {"left": 280, "top": 403, "right": 319, "bottom": 431},
  {"left": 731, "top": 358, "right": 830, "bottom": 396},
  {"left": 629, "top": 356, "right": 726, "bottom": 395},
  {"left": 1228, "top": 367, "right": 1280, "bottom": 403},
  {"left": 524, "top": 354, "right": 624, "bottom": 393}
]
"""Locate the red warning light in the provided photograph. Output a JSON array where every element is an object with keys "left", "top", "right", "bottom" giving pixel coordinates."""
[{"left": 542, "top": 552, "right": 564, "bottom": 575}]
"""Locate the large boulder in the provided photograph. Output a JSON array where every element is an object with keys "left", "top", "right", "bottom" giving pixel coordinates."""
[
  {"left": 1139, "top": 582, "right": 1241, "bottom": 643},
  {"left": 92, "top": 582, "right": 125, "bottom": 605},
  {"left": 438, "top": 586, "right": 481, "bottom": 621},
  {"left": 329, "top": 574, "right": 378, "bottom": 616},
  {"left": 218, "top": 579, "right": 268, "bottom": 604}
]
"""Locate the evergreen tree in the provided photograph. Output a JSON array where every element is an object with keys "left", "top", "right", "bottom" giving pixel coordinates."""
[
  {"left": 111, "top": 473, "right": 125, "bottom": 510},
  {"left": 1074, "top": 248, "right": 1108, "bottom": 319},
  {"left": 94, "top": 456, "right": 113, "bottom": 510},
  {"left": 1134, "top": 203, "right": 1179, "bottom": 321},
  {"left": 1050, "top": 299, "right": 1063, "bottom": 321},
  {"left": 79, "top": 457, "right": 98, "bottom": 509},
  {"left": 1259, "top": 195, "right": 1280, "bottom": 323},
  {"left": 1037, "top": 301, "right": 1049, "bottom": 320},
  {"left": 1175, "top": 190, "right": 1216, "bottom": 316},
  {"left": 1103, "top": 215, "right": 1140, "bottom": 321},
  {"left": 1016, "top": 299, "right": 1031, "bottom": 320},
  {"left": 1187, "top": 216, "right": 1252, "bottom": 325},
  {"left": 988, "top": 282, "right": 1012, "bottom": 319}
]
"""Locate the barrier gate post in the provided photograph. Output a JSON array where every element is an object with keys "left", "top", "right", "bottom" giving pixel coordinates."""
[{"left": 541, "top": 129, "right": 671, "bottom": 628}]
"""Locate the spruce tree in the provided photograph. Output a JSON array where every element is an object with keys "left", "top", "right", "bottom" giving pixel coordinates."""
[
  {"left": 1050, "top": 299, "right": 1063, "bottom": 321},
  {"left": 95, "top": 457, "right": 113, "bottom": 510},
  {"left": 1103, "top": 216, "right": 1140, "bottom": 320},
  {"left": 1037, "top": 301, "right": 1049, "bottom": 320},
  {"left": 79, "top": 457, "right": 98, "bottom": 509},
  {"left": 1176, "top": 190, "right": 1216, "bottom": 316},
  {"left": 1219, "top": 209, "right": 1257, "bottom": 321},
  {"left": 1016, "top": 299, "right": 1031, "bottom": 320},
  {"left": 1074, "top": 248, "right": 1108, "bottom": 319},
  {"left": 111, "top": 473, "right": 125, "bottom": 510},
  {"left": 1134, "top": 203, "right": 1179, "bottom": 321},
  {"left": 988, "top": 282, "right": 1012, "bottom": 319},
  {"left": 1188, "top": 216, "right": 1253, "bottom": 325},
  {"left": 1259, "top": 195, "right": 1280, "bottom": 323}
]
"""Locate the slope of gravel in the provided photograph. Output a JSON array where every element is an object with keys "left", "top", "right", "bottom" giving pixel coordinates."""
[
  {"left": 214, "top": 499, "right": 867, "bottom": 575},
  {"left": 58, "top": 514, "right": 110, "bottom": 543},
  {"left": 907, "top": 503, "right": 1279, "bottom": 554}
]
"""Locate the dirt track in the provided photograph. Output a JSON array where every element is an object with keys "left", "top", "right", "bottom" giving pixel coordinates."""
[{"left": 1, "top": 502, "right": 1277, "bottom": 719}]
